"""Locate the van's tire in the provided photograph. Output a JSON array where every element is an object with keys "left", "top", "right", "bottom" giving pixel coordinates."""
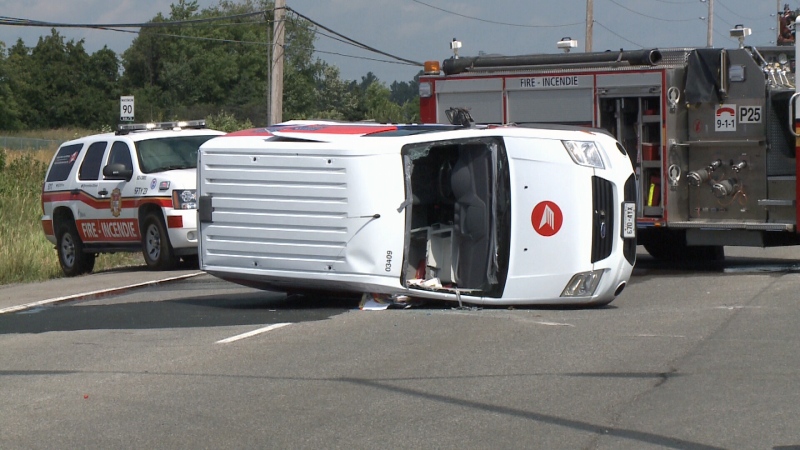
[
  {"left": 56, "top": 221, "right": 95, "bottom": 276},
  {"left": 141, "top": 212, "right": 178, "bottom": 270}
]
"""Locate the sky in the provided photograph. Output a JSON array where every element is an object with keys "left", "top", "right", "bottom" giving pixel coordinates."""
[{"left": 0, "top": 0, "right": 791, "bottom": 84}]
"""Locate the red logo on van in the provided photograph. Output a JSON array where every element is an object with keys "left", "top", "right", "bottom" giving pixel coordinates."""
[{"left": 531, "top": 201, "right": 563, "bottom": 237}]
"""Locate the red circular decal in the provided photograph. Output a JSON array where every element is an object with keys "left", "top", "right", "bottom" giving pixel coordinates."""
[{"left": 531, "top": 201, "right": 563, "bottom": 237}]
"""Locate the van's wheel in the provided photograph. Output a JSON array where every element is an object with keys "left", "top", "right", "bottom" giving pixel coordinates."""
[
  {"left": 142, "top": 212, "right": 178, "bottom": 270},
  {"left": 56, "top": 221, "right": 95, "bottom": 276}
]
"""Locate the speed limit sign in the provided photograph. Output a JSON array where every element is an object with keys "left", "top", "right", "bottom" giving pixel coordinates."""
[{"left": 120, "top": 96, "right": 134, "bottom": 121}]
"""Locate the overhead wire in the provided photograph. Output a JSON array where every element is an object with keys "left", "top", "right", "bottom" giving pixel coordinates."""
[
  {"left": 716, "top": 0, "right": 773, "bottom": 21},
  {"left": 409, "top": 0, "right": 583, "bottom": 28},
  {"left": 286, "top": 6, "right": 422, "bottom": 66},
  {"left": 593, "top": 21, "right": 644, "bottom": 47},
  {"left": 604, "top": 0, "right": 700, "bottom": 22},
  {"left": 284, "top": 13, "right": 418, "bottom": 66},
  {"left": 0, "top": 11, "right": 266, "bottom": 29}
]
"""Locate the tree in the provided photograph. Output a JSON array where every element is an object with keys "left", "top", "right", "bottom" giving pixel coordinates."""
[
  {"left": 3, "top": 31, "right": 120, "bottom": 129},
  {"left": 390, "top": 72, "right": 421, "bottom": 105},
  {"left": 121, "top": 0, "right": 319, "bottom": 125},
  {"left": 0, "top": 42, "right": 23, "bottom": 130},
  {"left": 0, "top": 0, "right": 422, "bottom": 131}
]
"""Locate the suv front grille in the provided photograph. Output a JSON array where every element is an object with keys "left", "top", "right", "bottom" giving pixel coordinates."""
[
  {"left": 623, "top": 173, "right": 637, "bottom": 265},
  {"left": 591, "top": 176, "right": 614, "bottom": 263}
]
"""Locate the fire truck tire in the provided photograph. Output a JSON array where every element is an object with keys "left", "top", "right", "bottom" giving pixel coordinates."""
[
  {"left": 141, "top": 212, "right": 178, "bottom": 270},
  {"left": 643, "top": 232, "right": 724, "bottom": 262},
  {"left": 56, "top": 221, "right": 96, "bottom": 277}
]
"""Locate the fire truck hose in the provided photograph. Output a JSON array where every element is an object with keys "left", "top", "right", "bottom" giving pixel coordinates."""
[{"left": 442, "top": 49, "right": 662, "bottom": 75}]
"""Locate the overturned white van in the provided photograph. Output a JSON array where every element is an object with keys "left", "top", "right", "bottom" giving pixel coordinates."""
[{"left": 197, "top": 122, "right": 636, "bottom": 306}]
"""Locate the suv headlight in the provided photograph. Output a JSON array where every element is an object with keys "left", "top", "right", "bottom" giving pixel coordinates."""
[
  {"left": 172, "top": 189, "right": 197, "bottom": 209},
  {"left": 561, "top": 269, "right": 604, "bottom": 297},
  {"left": 562, "top": 140, "right": 605, "bottom": 169}
]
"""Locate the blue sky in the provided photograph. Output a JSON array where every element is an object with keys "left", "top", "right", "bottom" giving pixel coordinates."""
[{"left": 0, "top": 0, "right": 788, "bottom": 84}]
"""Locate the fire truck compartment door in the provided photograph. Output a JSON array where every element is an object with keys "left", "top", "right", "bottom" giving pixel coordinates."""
[
  {"left": 506, "top": 75, "right": 594, "bottom": 124},
  {"left": 435, "top": 78, "right": 503, "bottom": 124},
  {"left": 596, "top": 73, "right": 662, "bottom": 97}
]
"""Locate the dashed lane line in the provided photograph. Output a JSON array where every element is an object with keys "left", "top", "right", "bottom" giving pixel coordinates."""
[{"left": 216, "top": 323, "right": 292, "bottom": 344}]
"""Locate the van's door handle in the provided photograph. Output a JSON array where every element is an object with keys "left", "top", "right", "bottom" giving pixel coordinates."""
[
  {"left": 70, "top": 189, "right": 80, "bottom": 196},
  {"left": 98, "top": 189, "right": 108, "bottom": 196}
]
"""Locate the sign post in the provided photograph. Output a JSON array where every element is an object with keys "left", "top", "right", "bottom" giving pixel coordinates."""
[{"left": 120, "top": 96, "right": 134, "bottom": 122}]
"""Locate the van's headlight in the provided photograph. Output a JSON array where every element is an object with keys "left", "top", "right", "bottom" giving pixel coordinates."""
[
  {"left": 172, "top": 189, "right": 197, "bottom": 209},
  {"left": 562, "top": 140, "right": 605, "bottom": 169},
  {"left": 561, "top": 269, "right": 604, "bottom": 297}
]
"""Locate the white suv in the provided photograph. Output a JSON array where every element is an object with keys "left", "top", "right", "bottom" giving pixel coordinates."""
[{"left": 41, "top": 120, "right": 225, "bottom": 276}]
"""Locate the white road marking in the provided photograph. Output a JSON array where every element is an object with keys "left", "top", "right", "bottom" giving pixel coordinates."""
[
  {"left": 534, "top": 321, "right": 574, "bottom": 327},
  {"left": 0, "top": 272, "right": 204, "bottom": 315},
  {"left": 216, "top": 323, "right": 292, "bottom": 344},
  {"left": 629, "top": 334, "right": 687, "bottom": 338}
]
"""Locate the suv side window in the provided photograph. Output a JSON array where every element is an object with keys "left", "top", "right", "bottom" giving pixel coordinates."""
[
  {"left": 78, "top": 142, "right": 108, "bottom": 181},
  {"left": 46, "top": 143, "right": 84, "bottom": 182},
  {"left": 107, "top": 141, "right": 134, "bottom": 175}
]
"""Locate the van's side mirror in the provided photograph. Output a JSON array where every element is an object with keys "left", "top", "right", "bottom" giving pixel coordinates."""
[{"left": 103, "top": 163, "right": 133, "bottom": 181}]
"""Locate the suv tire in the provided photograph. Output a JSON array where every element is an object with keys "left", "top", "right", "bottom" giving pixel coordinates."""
[
  {"left": 142, "top": 212, "right": 178, "bottom": 270},
  {"left": 57, "top": 221, "right": 96, "bottom": 276}
]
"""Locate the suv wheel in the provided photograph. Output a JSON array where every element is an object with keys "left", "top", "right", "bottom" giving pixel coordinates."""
[
  {"left": 142, "top": 212, "right": 178, "bottom": 270},
  {"left": 56, "top": 222, "right": 96, "bottom": 276}
]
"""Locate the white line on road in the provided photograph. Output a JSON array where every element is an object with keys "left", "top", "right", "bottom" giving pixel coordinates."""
[
  {"left": 216, "top": 323, "right": 292, "bottom": 344},
  {"left": 534, "top": 321, "right": 574, "bottom": 327},
  {"left": 0, "top": 272, "right": 203, "bottom": 315}
]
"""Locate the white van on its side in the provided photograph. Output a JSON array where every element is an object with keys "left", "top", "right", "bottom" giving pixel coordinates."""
[{"left": 197, "top": 122, "right": 636, "bottom": 306}]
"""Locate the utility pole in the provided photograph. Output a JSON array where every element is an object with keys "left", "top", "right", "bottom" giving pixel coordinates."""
[
  {"left": 585, "top": 0, "right": 593, "bottom": 52},
  {"left": 706, "top": 0, "right": 714, "bottom": 47},
  {"left": 269, "top": 0, "right": 286, "bottom": 125}
]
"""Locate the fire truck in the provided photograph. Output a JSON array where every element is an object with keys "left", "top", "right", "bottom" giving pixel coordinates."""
[{"left": 419, "top": 27, "right": 800, "bottom": 261}]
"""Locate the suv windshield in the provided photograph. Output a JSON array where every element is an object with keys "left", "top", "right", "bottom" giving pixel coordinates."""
[{"left": 135, "top": 135, "right": 217, "bottom": 173}]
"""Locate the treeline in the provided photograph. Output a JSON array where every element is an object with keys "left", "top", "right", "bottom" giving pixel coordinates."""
[{"left": 0, "top": 0, "right": 421, "bottom": 131}]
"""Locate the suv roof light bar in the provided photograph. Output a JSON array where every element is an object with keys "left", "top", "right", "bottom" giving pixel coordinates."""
[{"left": 116, "top": 119, "right": 207, "bottom": 135}]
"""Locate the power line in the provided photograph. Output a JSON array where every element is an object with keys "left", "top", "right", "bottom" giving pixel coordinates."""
[
  {"left": 286, "top": 16, "right": 416, "bottom": 66},
  {"left": 0, "top": 11, "right": 267, "bottom": 29},
  {"left": 604, "top": 0, "right": 700, "bottom": 22},
  {"left": 0, "top": 8, "right": 421, "bottom": 70},
  {"left": 593, "top": 20, "right": 644, "bottom": 47},
  {"left": 715, "top": 0, "right": 772, "bottom": 21},
  {"left": 286, "top": 6, "right": 422, "bottom": 66},
  {"left": 409, "top": 0, "right": 583, "bottom": 28}
]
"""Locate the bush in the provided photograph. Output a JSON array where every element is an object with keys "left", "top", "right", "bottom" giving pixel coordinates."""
[{"left": 205, "top": 111, "right": 254, "bottom": 133}]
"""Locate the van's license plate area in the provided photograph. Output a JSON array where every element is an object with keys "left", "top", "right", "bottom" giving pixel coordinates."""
[{"left": 622, "top": 202, "right": 635, "bottom": 238}]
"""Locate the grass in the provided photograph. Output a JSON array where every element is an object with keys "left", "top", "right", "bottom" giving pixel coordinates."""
[{"left": 0, "top": 131, "right": 143, "bottom": 285}]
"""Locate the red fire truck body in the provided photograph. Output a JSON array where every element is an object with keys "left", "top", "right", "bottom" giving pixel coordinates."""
[{"left": 419, "top": 40, "right": 800, "bottom": 260}]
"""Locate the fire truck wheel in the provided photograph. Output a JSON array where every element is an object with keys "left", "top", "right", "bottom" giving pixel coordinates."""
[
  {"left": 643, "top": 233, "right": 724, "bottom": 262},
  {"left": 142, "top": 212, "right": 178, "bottom": 270},
  {"left": 56, "top": 221, "right": 96, "bottom": 277},
  {"left": 687, "top": 245, "right": 725, "bottom": 261}
]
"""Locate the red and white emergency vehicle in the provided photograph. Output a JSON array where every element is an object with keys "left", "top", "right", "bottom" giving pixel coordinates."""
[
  {"left": 41, "top": 121, "right": 224, "bottom": 276},
  {"left": 197, "top": 121, "right": 636, "bottom": 306},
  {"left": 419, "top": 25, "right": 800, "bottom": 261}
]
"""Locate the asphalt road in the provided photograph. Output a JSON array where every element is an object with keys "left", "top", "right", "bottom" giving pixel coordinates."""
[{"left": 1, "top": 247, "right": 799, "bottom": 449}]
